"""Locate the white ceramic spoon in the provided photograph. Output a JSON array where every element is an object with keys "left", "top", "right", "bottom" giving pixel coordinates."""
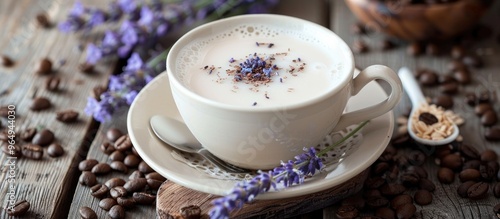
[{"left": 398, "top": 67, "right": 459, "bottom": 146}]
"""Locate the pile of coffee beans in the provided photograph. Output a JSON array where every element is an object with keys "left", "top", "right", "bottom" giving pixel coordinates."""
[
  {"left": 77, "top": 128, "right": 169, "bottom": 219},
  {"left": 0, "top": 126, "right": 65, "bottom": 160}
]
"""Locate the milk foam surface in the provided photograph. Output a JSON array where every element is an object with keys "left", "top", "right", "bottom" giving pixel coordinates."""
[{"left": 175, "top": 24, "right": 346, "bottom": 107}]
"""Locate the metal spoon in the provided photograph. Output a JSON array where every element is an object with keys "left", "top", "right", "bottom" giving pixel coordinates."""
[
  {"left": 149, "top": 115, "right": 251, "bottom": 173},
  {"left": 398, "top": 67, "right": 459, "bottom": 146}
]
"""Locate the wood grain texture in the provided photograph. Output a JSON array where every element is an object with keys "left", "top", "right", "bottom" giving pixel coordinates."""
[
  {"left": 157, "top": 170, "right": 368, "bottom": 219},
  {"left": 0, "top": 0, "right": 115, "bottom": 218},
  {"left": 328, "top": 1, "right": 500, "bottom": 218}
]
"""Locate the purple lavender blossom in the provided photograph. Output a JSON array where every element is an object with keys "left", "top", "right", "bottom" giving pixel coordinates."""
[
  {"left": 62, "top": 0, "right": 281, "bottom": 122},
  {"left": 86, "top": 43, "right": 103, "bottom": 64},
  {"left": 209, "top": 147, "right": 322, "bottom": 218}
]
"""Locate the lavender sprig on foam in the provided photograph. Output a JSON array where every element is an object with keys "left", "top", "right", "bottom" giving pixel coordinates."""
[{"left": 209, "top": 121, "right": 369, "bottom": 219}]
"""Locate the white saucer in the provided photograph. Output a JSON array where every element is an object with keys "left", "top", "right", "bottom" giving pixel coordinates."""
[{"left": 127, "top": 70, "right": 394, "bottom": 200}]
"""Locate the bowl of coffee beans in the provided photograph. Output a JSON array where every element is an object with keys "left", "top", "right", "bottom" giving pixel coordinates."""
[{"left": 345, "top": 0, "right": 492, "bottom": 41}]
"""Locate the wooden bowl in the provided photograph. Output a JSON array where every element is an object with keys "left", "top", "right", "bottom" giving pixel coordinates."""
[{"left": 345, "top": 0, "right": 492, "bottom": 41}]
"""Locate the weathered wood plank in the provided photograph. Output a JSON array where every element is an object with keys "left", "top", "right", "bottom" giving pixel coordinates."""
[
  {"left": 0, "top": 0, "right": 116, "bottom": 218},
  {"left": 326, "top": 0, "right": 500, "bottom": 218},
  {"left": 156, "top": 170, "right": 368, "bottom": 219}
]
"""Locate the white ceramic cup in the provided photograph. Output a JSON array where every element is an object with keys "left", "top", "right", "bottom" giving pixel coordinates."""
[{"left": 166, "top": 14, "right": 402, "bottom": 170}]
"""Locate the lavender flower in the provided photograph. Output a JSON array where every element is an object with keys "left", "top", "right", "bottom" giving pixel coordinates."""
[
  {"left": 60, "top": 0, "right": 280, "bottom": 122},
  {"left": 209, "top": 121, "right": 369, "bottom": 219}
]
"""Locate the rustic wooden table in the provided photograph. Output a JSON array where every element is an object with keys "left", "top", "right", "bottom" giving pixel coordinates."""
[{"left": 0, "top": 0, "right": 499, "bottom": 218}]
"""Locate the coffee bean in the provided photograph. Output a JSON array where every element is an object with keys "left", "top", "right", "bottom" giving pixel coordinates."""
[
  {"left": 147, "top": 179, "right": 163, "bottom": 190},
  {"left": 380, "top": 183, "right": 406, "bottom": 196},
  {"left": 99, "top": 198, "right": 117, "bottom": 211},
  {"left": 1, "top": 55, "right": 14, "bottom": 67},
  {"left": 124, "top": 178, "right": 147, "bottom": 193},
  {"left": 92, "top": 163, "right": 111, "bottom": 175},
  {"left": 133, "top": 192, "right": 156, "bottom": 205},
  {"left": 493, "top": 183, "right": 500, "bottom": 198},
  {"left": 453, "top": 69, "right": 471, "bottom": 84},
  {"left": 480, "top": 161, "right": 498, "bottom": 181},
  {"left": 432, "top": 95, "right": 454, "bottom": 109},
  {"left": 110, "top": 186, "right": 128, "bottom": 199},
  {"left": 117, "top": 197, "right": 136, "bottom": 208},
  {"left": 440, "top": 81, "right": 459, "bottom": 95},
  {"left": 494, "top": 203, "right": 500, "bottom": 219},
  {"left": 6, "top": 199, "right": 30, "bottom": 216},
  {"left": 2, "top": 143, "right": 22, "bottom": 157},
  {"left": 375, "top": 207, "right": 395, "bottom": 219},
  {"left": 460, "top": 144, "right": 480, "bottom": 160},
  {"left": 381, "top": 39, "right": 396, "bottom": 51},
  {"left": 351, "top": 23, "right": 366, "bottom": 35},
  {"left": 90, "top": 184, "right": 109, "bottom": 199},
  {"left": 336, "top": 205, "right": 359, "bottom": 219},
  {"left": 451, "top": 45, "right": 465, "bottom": 59},
  {"left": 481, "top": 110, "right": 498, "bottom": 126},
  {"left": 30, "top": 97, "right": 52, "bottom": 111},
  {"left": 79, "top": 62, "right": 95, "bottom": 74},
  {"left": 364, "top": 189, "right": 382, "bottom": 199},
  {"left": 407, "top": 165, "right": 428, "bottom": 179},
  {"left": 79, "top": 159, "right": 99, "bottom": 171},
  {"left": 481, "top": 149, "right": 498, "bottom": 162},
  {"left": 56, "top": 110, "right": 79, "bottom": 123},
  {"left": 418, "top": 71, "right": 438, "bottom": 87},
  {"left": 485, "top": 127, "right": 500, "bottom": 141},
  {"left": 437, "top": 167, "right": 455, "bottom": 184},
  {"left": 124, "top": 154, "right": 141, "bottom": 167},
  {"left": 441, "top": 154, "right": 462, "bottom": 170},
  {"left": 424, "top": 43, "right": 439, "bottom": 55},
  {"left": 79, "top": 206, "right": 97, "bottom": 219},
  {"left": 109, "top": 150, "right": 125, "bottom": 162},
  {"left": 145, "top": 172, "right": 166, "bottom": 182},
  {"left": 21, "top": 128, "right": 37, "bottom": 141},
  {"left": 101, "top": 142, "right": 115, "bottom": 155},
  {"left": 110, "top": 161, "right": 128, "bottom": 173},
  {"left": 79, "top": 171, "right": 97, "bottom": 187},
  {"left": 465, "top": 92, "right": 477, "bottom": 106},
  {"left": 129, "top": 170, "right": 144, "bottom": 180},
  {"left": 22, "top": 144, "right": 43, "bottom": 160},
  {"left": 459, "top": 169, "right": 481, "bottom": 182},
  {"left": 92, "top": 85, "right": 107, "bottom": 101},
  {"left": 352, "top": 39, "right": 368, "bottom": 53},
  {"left": 180, "top": 205, "right": 202, "bottom": 219},
  {"left": 467, "top": 181, "right": 489, "bottom": 200},
  {"left": 478, "top": 90, "right": 491, "bottom": 103},
  {"left": 138, "top": 161, "right": 154, "bottom": 173},
  {"left": 462, "top": 55, "right": 483, "bottom": 68},
  {"left": 448, "top": 60, "right": 467, "bottom": 72},
  {"left": 36, "top": 58, "right": 52, "bottom": 75},
  {"left": 108, "top": 205, "right": 125, "bottom": 219},
  {"left": 408, "top": 150, "right": 427, "bottom": 166},
  {"left": 341, "top": 195, "right": 365, "bottom": 210},
  {"left": 36, "top": 13, "right": 51, "bottom": 28},
  {"left": 106, "top": 128, "right": 123, "bottom": 143},
  {"left": 463, "top": 160, "right": 481, "bottom": 170},
  {"left": 365, "top": 177, "right": 386, "bottom": 189},
  {"left": 366, "top": 196, "right": 389, "bottom": 209},
  {"left": 47, "top": 143, "right": 64, "bottom": 157},
  {"left": 32, "top": 129, "right": 54, "bottom": 146},
  {"left": 114, "top": 134, "right": 132, "bottom": 151},
  {"left": 105, "top": 178, "right": 126, "bottom": 189},
  {"left": 395, "top": 203, "right": 416, "bottom": 219},
  {"left": 418, "top": 178, "right": 436, "bottom": 192},
  {"left": 390, "top": 194, "right": 412, "bottom": 209},
  {"left": 457, "top": 181, "right": 476, "bottom": 198},
  {"left": 407, "top": 42, "right": 422, "bottom": 56},
  {"left": 475, "top": 103, "right": 493, "bottom": 116},
  {"left": 372, "top": 162, "right": 390, "bottom": 175},
  {"left": 413, "top": 189, "right": 432, "bottom": 205},
  {"left": 401, "top": 173, "right": 419, "bottom": 187}
]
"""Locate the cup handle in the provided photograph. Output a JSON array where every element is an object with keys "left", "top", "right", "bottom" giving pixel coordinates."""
[{"left": 332, "top": 65, "right": 402, "bottom": 132}]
